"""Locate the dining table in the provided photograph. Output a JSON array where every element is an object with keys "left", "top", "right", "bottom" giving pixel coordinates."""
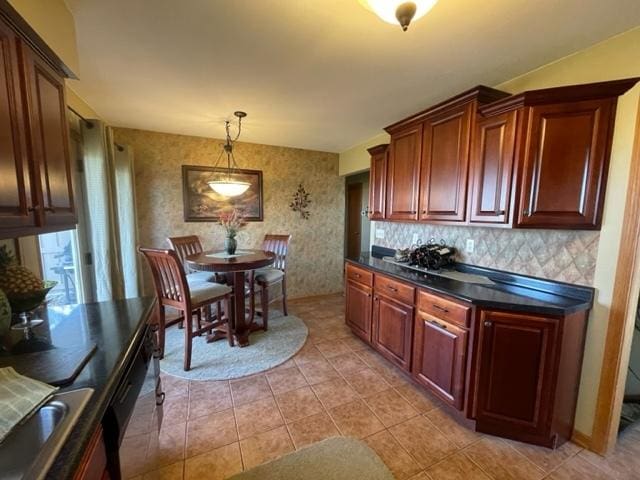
[{"left": 185, "top": 249, "right": 275, "bottom": 347}]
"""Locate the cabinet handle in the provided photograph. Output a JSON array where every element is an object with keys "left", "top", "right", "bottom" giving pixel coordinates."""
[
  {"left": 354, "top": 273, "right": 361, "bottom": 278},
  {"left": 522, "top": 209, "right": 530, "bottom": 217},
  {"left": 367, "top": 293, "right": 372, "bottom": 298},
  {"left": 27, "top": 205, "right": 40, "bottom": 212},
  {"left": 429, "top": 319, "right": 447, "bottom": 330},
  {"left": 374, "top": 296, "right": 379, "bottom": 302},
  {"left": 432, "top": 304, "right": 449, "bottom": 313},
  {"left": 386, "top": 285, "right": 398, "bottom": 292},
  {"left": 484, "top": 321, "right": 493, "bottom": 327}
]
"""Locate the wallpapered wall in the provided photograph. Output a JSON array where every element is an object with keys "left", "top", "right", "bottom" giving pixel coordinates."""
[
  {"left": 372, "top": 222, "right": 599, "bottom": 286},
  {"left": 113, "top": 128, "right": 345, "bottom": 298}
]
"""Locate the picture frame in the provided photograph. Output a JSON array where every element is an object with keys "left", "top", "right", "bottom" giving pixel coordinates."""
[{"left": 182, "top": 165, "right": 264, "bottom": 222}]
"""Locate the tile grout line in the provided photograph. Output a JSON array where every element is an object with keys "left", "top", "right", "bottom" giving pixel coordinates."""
[{"left": 263, "top": 366, "right": 296, "bottom": 454}]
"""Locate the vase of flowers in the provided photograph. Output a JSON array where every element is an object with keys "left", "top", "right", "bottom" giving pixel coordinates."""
[{"left": 219, "top": 209, "right": 246, "bottom": 255}]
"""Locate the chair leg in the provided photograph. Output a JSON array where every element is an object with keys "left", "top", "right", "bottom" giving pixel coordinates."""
[
  {"left": 158, "top": 305, "right": 166, "bottom": 359},
  {"left": 261, "top": 283, "right": 269, "bottom": 331},
  {"left": 196, "top": 309, "right": 202, "bottom": 336},
  {"left": 184, "top": 313, "right": 193, "bottom": 371},
  {"left": 282, "top": 276, "right": 288, "bottom": 316}
]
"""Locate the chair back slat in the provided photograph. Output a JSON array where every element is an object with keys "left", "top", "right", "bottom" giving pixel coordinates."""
[
  {"left": 138, "top": 247, "right": 191, "bottom": 309},
  {"left": 262, "top": 234, "right": 291, "bottom": 271},
  {"left": 167, "top": 235, "right": 204, "bottom": 272}
]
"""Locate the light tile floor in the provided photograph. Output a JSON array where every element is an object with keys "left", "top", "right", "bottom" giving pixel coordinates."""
[{"left": 121, "top": 293, "right": 640, "bottom": 480}]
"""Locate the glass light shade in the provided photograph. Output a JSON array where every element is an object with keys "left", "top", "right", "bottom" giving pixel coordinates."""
[
  {"left": 208, "top": 180, "right": 251, "bottom": 197},
  {"left": 359, "top": 0, "right": 438, "bottom": 26}
]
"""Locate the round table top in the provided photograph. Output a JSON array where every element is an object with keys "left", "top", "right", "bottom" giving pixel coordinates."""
[{"left": 186, "top": 249, "right": 276, "bottom": 273}]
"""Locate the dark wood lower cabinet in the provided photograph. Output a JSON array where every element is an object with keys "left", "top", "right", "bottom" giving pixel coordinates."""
[
  {"left": 343, "top": 260, "right": 589, "bottom": 449},
  {"left": 412, "top": 310, "right": 468, "bottom": 409},
  {"left": 372, "top": 293, "right": 413, "bottom": 370},
  {"left": 474, "top": 310, "right": 561, "bottom": 447},
  {"left": 345, "top": 279, "right": 372, "bottom": 342},
  {"left": 74, "top": 426, "right": 108, "bottom": 480}
]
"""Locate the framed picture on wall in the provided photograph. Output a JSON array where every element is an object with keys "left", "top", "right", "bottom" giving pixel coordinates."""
[{"left": 182, "top": 165, "right": 264, "bottom": 222}]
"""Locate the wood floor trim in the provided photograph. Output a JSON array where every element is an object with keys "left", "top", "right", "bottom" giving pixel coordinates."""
[{"left": 591, "top": 95, "right": 640, "bottom": 454}]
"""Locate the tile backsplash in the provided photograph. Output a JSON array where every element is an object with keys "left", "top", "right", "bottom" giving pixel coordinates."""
[{"left": 372, "top": 222, "right": 599, "bottom": 286}]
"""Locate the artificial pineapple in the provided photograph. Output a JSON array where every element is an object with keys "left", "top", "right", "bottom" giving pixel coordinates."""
[{"left": 0, "top": 245, "right": 43, "bottom": 296}]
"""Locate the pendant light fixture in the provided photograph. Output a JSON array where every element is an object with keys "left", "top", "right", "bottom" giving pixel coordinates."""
[
  {"left": 208, "top": 111, "right": 251, "bottom": 197},
  {"left": 359, "top": 0, "right": 438, "bottom": 31}
]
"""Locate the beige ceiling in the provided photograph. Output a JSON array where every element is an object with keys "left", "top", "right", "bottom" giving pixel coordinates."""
[{"left": 66, "top": 0, "right": 640, "bottom": 153}]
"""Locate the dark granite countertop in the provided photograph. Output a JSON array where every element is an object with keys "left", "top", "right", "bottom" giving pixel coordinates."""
[
  {"left": 346, "top": 251, "right": 593, "bottom": 316},
  {"left": 1, "top": 297, "right": 154, "bottom": 480}
]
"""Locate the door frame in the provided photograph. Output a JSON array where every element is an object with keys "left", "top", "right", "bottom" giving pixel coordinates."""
[{"left": 590, "top": 96, "right": 640, "bottom": 454}]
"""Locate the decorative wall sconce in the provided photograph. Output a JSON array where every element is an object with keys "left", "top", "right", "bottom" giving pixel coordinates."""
[{"left": 290, "top": 184, "right": 311, "bottom": 219}]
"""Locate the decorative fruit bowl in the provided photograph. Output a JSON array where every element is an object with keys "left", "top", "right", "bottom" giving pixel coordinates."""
[{"left": 7, "top": 281, "right": 57, "bottom": 315}]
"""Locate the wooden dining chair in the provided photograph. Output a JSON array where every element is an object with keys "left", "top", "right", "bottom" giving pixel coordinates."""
[
  {"left": 167, "top": 235, "right": 217, "bottom": 284},
  {"left": 138, "top": 247, "right": 233, "bottom": 371},
  {"left": 250, "top": 234, "right": 291, "bottom": 330}
]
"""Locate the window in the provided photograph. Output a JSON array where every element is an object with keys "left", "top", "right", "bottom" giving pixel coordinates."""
[{"left": 38, "top": 230, "right": 84, "bottom": 306}]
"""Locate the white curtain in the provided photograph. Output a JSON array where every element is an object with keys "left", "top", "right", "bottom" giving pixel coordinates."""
[
  {"left": 80, "top": 120, "right": 140, "bottom": 301},
  {"left": 113, "top": 144, "right": 141, "bottom": 298}
]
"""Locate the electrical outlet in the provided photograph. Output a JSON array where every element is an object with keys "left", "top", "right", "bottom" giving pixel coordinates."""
[
  {"left": 411, "top": 233, "right": 419, "bottom": 245},
  {"left": 375, "top": 228, "right": 385, "bottom": 239},
  {"left": 466, "top": 239, "right": 475, "bottom": 254}
]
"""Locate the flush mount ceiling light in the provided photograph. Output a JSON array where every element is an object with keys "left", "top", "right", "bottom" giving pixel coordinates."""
[
  {"left": 208, "top": 111, "right": 251, "bottom": 197},
  {"left": 359, "top": 0, "right": 438, "bottom": 31}
]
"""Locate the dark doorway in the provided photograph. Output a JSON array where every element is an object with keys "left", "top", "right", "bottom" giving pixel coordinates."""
[
  {"left": 347, "top": 183, "right": 363, "bottom": 257},
  {"left": 345, "top": 172, "right": 371, "bottom": 258}
]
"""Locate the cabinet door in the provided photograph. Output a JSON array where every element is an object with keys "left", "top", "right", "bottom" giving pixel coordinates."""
[
  {"left": 368, "top": 147, "right": 387, "bottom": 220},
  {"left": 412, "top": 311, "right": 468, "bottom": 409},
  {"left": 516, "top": 99, "right": 614, "bottom": 229},
  {"left": 0, "top": 22, "right": 35, "bottom": 234},
  {"left": 19, "top": 40, "right": 76, "bottom": 228},
  {"left": 469, "top": 110, "right": 517, "bottom": 224},
  {"left": 419, "top": 103, "right": 472, "bottom": 222},
  {"left": 386, "top": 124, "right": 421, "bottom": 221},
  {"left": 372, "top": 293, "right": 413, "bottom": 370},
  {"left": 73, "top": 425, "right": 107, "bottom": 480},
  {"left": 345, "top": 279, "right": 373, "bottom": 342},
  {"left": 475, "top": 310, "right": 559, "bottom": 443}
]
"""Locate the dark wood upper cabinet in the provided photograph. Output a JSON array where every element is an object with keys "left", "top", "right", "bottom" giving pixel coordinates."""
[
  {"left": 372, "top": 291, "right": 414, "bottom": 371},
  {"left": 419, "top": 102, "right": 473, "bottom": 222},
  {"left": 385, "top": 123, "right": 422, "bottom": 221},
  {"left": 468, "top": 110, "right": 518, "bottom": 224},
  {"left": 19, "top": 40, "right": 75, "bottom": 227},
  {"left": 481, "top": 78, "right": 639, "bottom": 230},
  {"left": 367, "top": 144, "right": 388, "bottom": 220},
  {"left": 516, "top": 99, "right": 613, "bottom": 229},
  {"left": 412, "top": 310, "right": 468, "bottom": 409},
  {"left": 0, "top": 3, "right": 76, "bottom": 239},
  {"left": 0, "top": 20, "right": 33, "bottom": 233},
  {"left": 375, "top": 79, "right": 638, "bottom": 230}
]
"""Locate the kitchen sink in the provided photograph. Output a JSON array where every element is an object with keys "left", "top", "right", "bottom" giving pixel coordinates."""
[{"left": 0, "top": 388, "right": 94, "bottom": 480}]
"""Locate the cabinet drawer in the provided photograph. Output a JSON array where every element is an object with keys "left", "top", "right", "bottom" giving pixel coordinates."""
[
  {"left": 418, "top": 290, "right": 471, "bottom": 328},
  {"left": 346, "top": 263, "right": 373, "bottom": 286},
  {"left": 375, "top": 274, "right": 415, "bottom": 305}
]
